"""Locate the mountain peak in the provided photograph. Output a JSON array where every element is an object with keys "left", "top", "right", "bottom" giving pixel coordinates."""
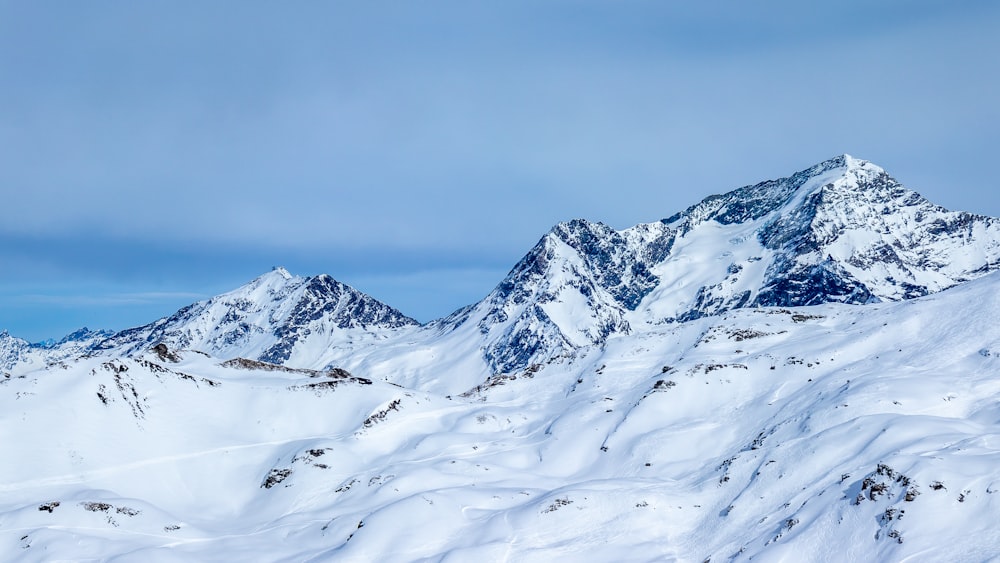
[
  {"left": 443, "top": 154, "right": 1000, "bottom": 375},
  {"left": 670, "top": 154, "right": 999, "bottom": 314},
  {"left": 840, "top": 154, "right": 889, "bottom": 179},
  {"left": 252, "top": 266, "right": 297, "bottom": 285},
  {"left": 93, "top": 269, "right": 418, "bottom": 366},
  {"left": 817, "top": 153, "right": 868, "bottom": 170},
  {"left": 786, "top": 153, "right": 887, "bottom": 182}
]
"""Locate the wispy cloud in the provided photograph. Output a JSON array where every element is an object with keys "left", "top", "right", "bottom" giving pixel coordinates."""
[{"left": 10, "top": 292, "right": 207, "bottom": 308}]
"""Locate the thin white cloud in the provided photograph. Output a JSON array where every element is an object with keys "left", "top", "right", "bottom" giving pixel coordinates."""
[{"left": 13, "top": 292, "right": 207, "bottom": 308}]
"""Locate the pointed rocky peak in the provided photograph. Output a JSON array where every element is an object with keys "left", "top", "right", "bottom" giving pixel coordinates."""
[
  {"left": 271, "top": 266, "right": 293, "bottom": 280},
  {"left": 455, "top": 218, "right": 677, "bottom": 375},
  {"left": 549, "top": 218, "right": 616, "bottom": 246},
  {"left": 491, "top": 218, "right": 674, "bottom": 314},
  {"left": 460, "top": 154, "right": 1000, "bottom": 376},
  {"left": 841, "top": 153, "right": 889, "bottom": 176},
  {"left": 840, "top": 153, "right": 864, "bottom": 169},
  {"left": 0, "top": 330, "right": 31, "bottom": 371},
  {"left": 280, "top": 273, "right": 418, "bottom": 332},
  {"left": 0, "top": 330, "right": 28, "bottom": 346},
  {"left": 659, "top": 155, "right": 1000, "bottom": 317},
  {"left": 94, "top": 268, "right": 419, "bottom": 365},
  {"left": 548, "top": 219, "right": 665, "bottom": 310},
  {"left": 234, "top": 266, "right": 308, "bottom": 301},
  {"left": 258, "top": 274, "right": 420, "bottom": 364}
]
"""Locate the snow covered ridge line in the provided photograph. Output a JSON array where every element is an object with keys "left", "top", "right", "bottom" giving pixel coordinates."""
[
  {"left": 4, "top": 155, "right": 1000, "bottom": 561},
  {"left": 4, "top": 264, "right": 1000, "bottom": 561},
  {"left": 86, "top": 267, "right": 421, "bottom": 364},
  {"left": 3, "top": 154, "right": 1000, "bottom": 378},
  {"left": 1, "top": 327, "right": 113, "bottom": 375},
  {"left": 0, "top": 268, "right": 420, "bottom": 376},
  {"left": 435, "top": 153, "right": 1000, "bottom": 375}
]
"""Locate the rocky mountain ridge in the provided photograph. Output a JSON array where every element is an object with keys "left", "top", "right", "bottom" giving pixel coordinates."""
[
  {"left": 1, "top": 327, "right": 112, "bottom": 375},
  {"left": 3, "top": 155, "right": 998, "bottom": 382},
  {"left": 90, "top": 267, "right": 419, "bottom": 367},
  {"left": 436, "top": 154, "right": 1000, "bottom": 375}
]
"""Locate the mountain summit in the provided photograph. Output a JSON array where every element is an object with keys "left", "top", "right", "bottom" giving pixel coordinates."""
[
  {"left": 443, "top": 155, "right": 1000, "bottom": 375},
  {"left": 93, "top": 267, "right": 418, "bottom": 365},
  {"left": 647, "top": 154, "right": 1000, "bottom": 317}
]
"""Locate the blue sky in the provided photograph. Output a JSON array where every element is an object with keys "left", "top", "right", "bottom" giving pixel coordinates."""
[{"left": 2, "top": 1, "right": 999, "bottom": 341}]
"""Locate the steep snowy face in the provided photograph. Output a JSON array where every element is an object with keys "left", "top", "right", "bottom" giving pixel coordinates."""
[
  {"left": 760, "top": 155, "right": 1000, "bottom": 302},
  {"left": 451, "top": 218, "right": 675, "bottom": 375},
  {"left": 0, "top": 331, "right": 30, "bottom": 372},
  {"left": 260, "top": 273, "right": 420, "bottom": 364},
  {"left": 93, "top": 267, "right": 418, "bottom": 364},
  {"left": 665, "top": 155, "right": 850, "bottom": 231},
  {"left": 459, "top": 155, "right": 1000, "bottom": 374},
  {"left": 642, "top": 154, "right": 1000, "bottom": 321},
  {"left": 643, "top": 155, "right": 873, "bottom": 321}
]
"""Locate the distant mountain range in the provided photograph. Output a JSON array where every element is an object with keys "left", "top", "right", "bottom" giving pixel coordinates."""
[
  {"left": 6, "top": 155, "right": 998, "bottom": 386},
  {"left": 3, "top": 155, "right": 999, "bottom": 561}
]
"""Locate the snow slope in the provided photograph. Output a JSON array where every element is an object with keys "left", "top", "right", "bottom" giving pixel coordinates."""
[
  {"left": 3, "top": 155, "right": 1000, "bottom": 561},
  {"left": 3, "top": 272, "right": 1000, "bottom": 562},
  {"left": 427, "top": 155, "right": 1000, "bottom": 377}
]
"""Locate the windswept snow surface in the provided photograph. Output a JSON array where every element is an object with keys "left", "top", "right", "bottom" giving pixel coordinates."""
[{"left": 4, "top": 272, "right": 1000, "bottom": 561}]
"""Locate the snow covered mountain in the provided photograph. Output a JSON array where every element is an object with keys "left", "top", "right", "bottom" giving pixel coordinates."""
[
  {"left": 659, "top": 154, "right": 1000, "bottom": 313},
  {"left": 3, "top": 154, "right": 1000, "bottom": 561},
  {"left": 91, "top": 267, "right": 419, "bottom": 367},
  {"left": 442, "top": 155, "right": 1000, "bottom": 376},
  {"left": 3, "top": 270, "right": 1000, "bottom": 561},
  {"left": 1, "top": 327, "right": 112, "bottom": 376},
  {"left": 11, "top": 155, "right": 993, "bottom": 384},
  {"left": 0, "top": 330, "right": 30, "bottom": 372}
]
